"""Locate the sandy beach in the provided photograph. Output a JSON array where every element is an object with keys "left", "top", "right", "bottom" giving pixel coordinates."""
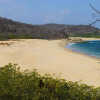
[{"left": 0, "top": 38, "right": 100, "bottom": 87}]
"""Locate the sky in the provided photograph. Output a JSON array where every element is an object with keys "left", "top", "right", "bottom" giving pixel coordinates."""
[{"left": 0, "top": 0, "right": 100, "bottom": 28}]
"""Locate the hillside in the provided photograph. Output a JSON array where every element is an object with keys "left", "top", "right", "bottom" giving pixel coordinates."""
[
  {"left": 0, "top": 17, "right": 68, "bottom": 40},
  {"left": 0, "top": 17, "right": 99, "bottom": 40},
  {"left": 43, "top": 24, "right": 100, "bottom": 36}
]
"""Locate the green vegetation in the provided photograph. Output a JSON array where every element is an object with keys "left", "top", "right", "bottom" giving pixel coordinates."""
[
  {"left": 0, "top": 34, "right": 34, "bottom": 41},
  {"left": 70, "top": 33, "right": 100, "bottom": 38},
  {"left": 71, "top": 35, "right": 100, "bottom": 38},
  {"left": 0, "top": 63, "right": 100, "bottom": 100}
]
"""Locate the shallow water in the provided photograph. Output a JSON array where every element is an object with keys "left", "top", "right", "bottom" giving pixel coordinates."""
[{"left": 66, "top": 40, "right": 100, "bottom": 58}]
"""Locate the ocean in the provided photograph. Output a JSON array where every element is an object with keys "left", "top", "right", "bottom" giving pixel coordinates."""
[{"left": 66, "top": 40, "right": 100, "bottom": 58}]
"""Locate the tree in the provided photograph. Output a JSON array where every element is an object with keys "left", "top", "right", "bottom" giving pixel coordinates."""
[{"left": 89, "top": 3, "right": 100, "bottom": 26}]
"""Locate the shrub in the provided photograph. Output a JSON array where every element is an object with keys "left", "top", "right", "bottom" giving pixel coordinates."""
[{"left": 0, "top": 63, "right": 100, "bottom": 100}]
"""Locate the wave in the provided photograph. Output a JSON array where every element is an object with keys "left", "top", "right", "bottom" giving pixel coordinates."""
[
  {"left": 90, "top": 42, "right": 94, "bottom": 43},
  {"left": 90, "top": 41, "right": 100, "bottom": 43},
  {"left": 68, "top": 43, "right": 76, "bottom": 46}
]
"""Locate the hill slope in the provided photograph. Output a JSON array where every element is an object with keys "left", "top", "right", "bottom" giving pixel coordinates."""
[
  {"left": 0, "top": 17, "right": 99, "bottom": 39},
  {"left": 43, "top": 24, "right": 99, "bottom": 36}
]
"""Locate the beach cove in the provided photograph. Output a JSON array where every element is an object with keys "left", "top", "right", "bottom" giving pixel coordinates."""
[{"left": 0, "top": 38, "right": 100, "bottom": 87}]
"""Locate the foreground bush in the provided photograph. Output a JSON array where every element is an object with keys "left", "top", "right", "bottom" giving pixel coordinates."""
[{"left": 0, "top": 63, "right": 100, "bottom": 100}]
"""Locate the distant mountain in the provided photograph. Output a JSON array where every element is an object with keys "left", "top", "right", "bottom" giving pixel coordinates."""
[
  {"left": 0, "top": 17, "right": 99, "bottom": 40},
  {"left": 43, "top": 24, "right": 99, "bottom": 36}
]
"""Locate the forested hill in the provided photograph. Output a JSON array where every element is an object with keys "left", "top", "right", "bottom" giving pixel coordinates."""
[
  {"left": 0, "top": 17, "right": 68, "bottom": 40},
  {"left": 0, "top": 17, "right": 99, "bottom": 40},
  {"left": 43, "top": 24, "right": 100, "bottom": 36}
]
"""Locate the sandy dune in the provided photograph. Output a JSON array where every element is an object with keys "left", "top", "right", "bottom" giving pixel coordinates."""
[{"left": 0, "top": 39, "right": 100, "bottom": 87}]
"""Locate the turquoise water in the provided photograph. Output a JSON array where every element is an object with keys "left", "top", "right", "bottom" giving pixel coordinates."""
[{"left": 66, "top": 40, "right": 100, "bottom": 58}]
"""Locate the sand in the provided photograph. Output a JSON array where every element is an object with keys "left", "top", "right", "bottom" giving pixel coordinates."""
[
  {"left": 0, "top": 38, "right": 100, "bottom": 87},
  {"left": 70, "top": 37, "right": 100, "bottom": 40}
]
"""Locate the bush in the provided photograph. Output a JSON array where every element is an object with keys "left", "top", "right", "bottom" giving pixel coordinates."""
[{"left": 0, "top": 63, "right": 100, "bottom": 100}]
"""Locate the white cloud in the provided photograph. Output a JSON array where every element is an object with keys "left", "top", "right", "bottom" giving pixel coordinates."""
[
  {"left": 61, "top": 9, "right": 70, "bottom": 15},
  {"left": 13, "top": 13, "right": 19, "bottom": 18},
  {"left": 44, "top": 9, "right": 70, "bottom": 23}
]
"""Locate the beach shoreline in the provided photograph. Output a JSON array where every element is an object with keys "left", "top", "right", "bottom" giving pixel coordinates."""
[
  {"left": 61, "top": 38, "right": 100, "bottom": 61},
  {"left": 0, "top": 38, "right": 100, "bottom": 87}
]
